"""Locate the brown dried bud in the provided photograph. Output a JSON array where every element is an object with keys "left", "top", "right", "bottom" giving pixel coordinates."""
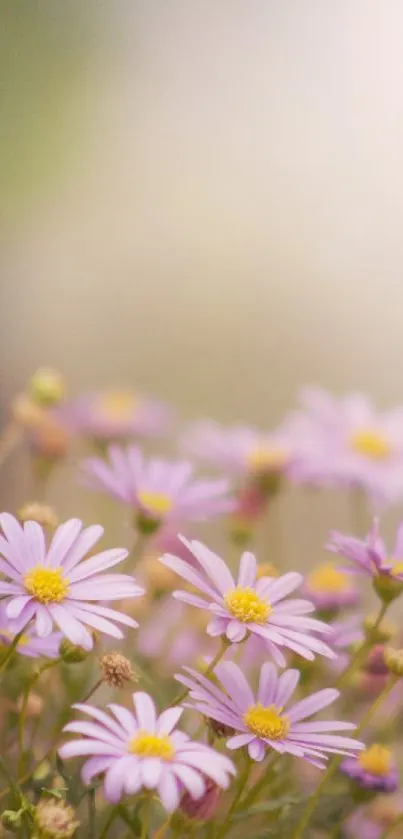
[
  {"left": 100, "top": 652, "right": 136, "bottom": 688},
  {"left": 34, "top": 799, "right": 79, "bottom": 839},
  {"left": 29, "top": 369, "right": 66, "bottom": 408},
  {"left": 180, "top": 779, "right": 220, "bottom": 821},
  {"left": 18, "top": 503, "right": 58, "bottom": 530},
  {"left": 384, "top": 648, "right": 403, "bottom": 678}
]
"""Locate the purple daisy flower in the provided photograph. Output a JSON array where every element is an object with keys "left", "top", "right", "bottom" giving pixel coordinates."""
[
  {"left": 0, "top": 513, "right": 143, "bottom": 650},
  {"left": 176, "top": 661, "right": 363, "bottom": 767},
  {"left": 341, "top": 745, "right": 399, "bottom": 793},
  {"left": 182, "top": 420, "right": 295, "bottom": 479},
  {"left": 0, "top": 603, "right": 61, "bottom": 659},
  {"left": 61, "top": 389, "right": 170, "bottom": 442},
  {"left": 303, "top": 562, "right": 359, "bottom": 612},
  {"left": 59, "top": 692, "right": 235, "bottom": 811},
  {"left": 81, "top": 445, "right": 234, "bottom": 533},
  {"left": 287, "top": 388, "right": 403, "bottom": 508},
  {"left": 160, "top": 538, "right": 335, "bottom": 666},
  {"left": 327, "top": 519, "right": 403, "bottom": 593},
  {"left": 346, "top": 796, "right": 403, "bottom": 839}
]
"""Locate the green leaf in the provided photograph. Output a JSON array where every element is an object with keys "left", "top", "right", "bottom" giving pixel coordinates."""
[{"left": 234, "top": 795, "right": 301, "bottom": 820}]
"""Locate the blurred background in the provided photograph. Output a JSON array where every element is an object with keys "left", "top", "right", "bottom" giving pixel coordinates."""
[{"left": 2, "top": 0, "right": 403, "bottom": 563}]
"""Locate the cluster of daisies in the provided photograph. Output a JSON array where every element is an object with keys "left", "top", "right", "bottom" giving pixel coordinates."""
[{"left": 1, "top": 371, "right": 403, "bottom": 838}]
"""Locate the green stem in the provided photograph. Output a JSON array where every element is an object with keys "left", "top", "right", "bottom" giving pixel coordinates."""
[
  {"left": 213, "top": 757, "right": 251, "bottom": 839},
  {"left": 168, "top": 639, "right": 229, "bottom": 708},
  {"left": 0, "top": 755, "right": 24, "bottom": 805},
  {"left": 239, "top": 753, "right": 280, "bottom": 810},
  {"left": 18, "top": 658, "right": 60, "bottom": 776},
  {"left": 289, "top": 675, "right": 398, "bottom": 839},
  {"left": 81, "top": 677, "right": 103, "bottom": 704},
  {"left": 99, "top": 809, "right": 118, "bottom": 839},
  {"left": 152, "top": 815, "right": 171, "bottom": 839},
  {"left": 335, "top": 602, "right": 388, "bottom": 690},
  {"left": 140, "top": 799, "right": 150, "bottom": 839},
  {"left": 0, "top": 625, "right": 30, "bottom": 675},
  {"left": 379, "top": 812, "right": 403, "bottom": 839},
  {"left": 88, "top": 788, "right": 96, "bottom": 839}
]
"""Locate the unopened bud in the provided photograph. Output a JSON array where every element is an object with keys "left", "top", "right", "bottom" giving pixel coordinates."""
[
  {"left": 373, "top": 572, "right": 403, "bottom": 605},
  {"left": 32, "top": 419, "right": 69, "bottom": 460},
  {"left": 135, "top": 511, "right": 161, "bottom": 536},
  {"left": 59, "top": 639, "right": 89, "bottom": 664},
  {"left": 364, "top": 645, "right": 388, "bottom": 676},
  {"left": 100, "top": 652, "right": 136, "bottom": 688},
  {"left": 384, "top": 648, "right": 403, "bottom": 678},
  {"left": 18, "top": 503, "right": 58, "bottom": 530},
  {"left": 1, "top": 810, "right": 24, "bottom": 832},
  {"left": 364, "top": 615, "right": 396, "bottom": 643},
  {"left": 29, "top": 369, "right": 66, "bottom": 408},
  {"left": 180, "top": 779, "right": 220, "bottom": 821},
  {"left": 34, "top": 799, "right": 79, "bottom": 839}
]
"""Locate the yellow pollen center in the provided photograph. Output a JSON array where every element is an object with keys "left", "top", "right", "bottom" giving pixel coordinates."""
[
  {"left": 98, "top": 391, "right": 137, "bottom": 420},
  {"left": 247, "top": 446, "right": 287, "bottom": 473},
  {"left": 391, "top": 560, "right": 403, "bottom": 576},
  {"left": 358, "top": 745, "right": 392, "bottom": 776},
  {"left": 243, "top": 703, "right": 290, "bottom": 739},
  {"left": 224, "top": 587, "right": 271, "bottom": 623},
  {"left": 129, "top": 731, "right": 174, "bottom": 760},
  {"left": 24, "top": 565, "right": 69, "bottom": 604},
  {"left": 350, "top": 429, "right": 391, "bottom": 460},
  {"left": 307, "top": 563, "right": 350, "bottom": 593},
  {"left": 137, "top": 490, "right": 173, "bottom": 517}
]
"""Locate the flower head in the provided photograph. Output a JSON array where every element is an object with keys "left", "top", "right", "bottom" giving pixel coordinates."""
[
  {"left": 82, "top": 446, "right": 234, "bottom": 533},
  {"left": 62, "top": 389, "right": 170, "bottom": 442},
  {"left": 341, "top": 744, "right": 399, "bottom": 793},
  {"left": 287, "top": 388, "right": 403, "bottom": 508},
  {"left": 34, "top": 798, "right": 79, "bottom": 839},
  {"left": 161, "top": 538, "right": 335, "bottom": 666},
  {"left": 0, "top": 603, "right": 61, "bottom": 659},
  {"left": 327, "top": 520, "right": 403, "bottom": 602},
  {"left": 0, "top": 513, "right": 143, "bottom": 650},
  {"left": 183, "top": 420, "right": 295, "bottom": 482},
  {"left": 59, "top": 692, "right": 235, "bottom": 811},
  {"left": 177, "top": 661, "right": 363, "bottom": 766},
  {"left": 303, "top": 562, "right": 359, "bottom": 612},
  {"left": 347, "top": 796, "right": 403, "bottom": 839}
]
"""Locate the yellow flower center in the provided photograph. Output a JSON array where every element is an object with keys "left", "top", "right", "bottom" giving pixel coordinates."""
[
  {"left": 243, "top": 703, "right": 290, "bottom": 739},
  {"left": 358, "top": 745, "right": 392, "bottom": 776},
  {"left": 224, "top": 587, "right": 271, "bottom": 624},
  {"left": 350, "top": 429, "right": 391, "bottom": 460},
  {"left": 97, "top": 391, "right": 137, "bottom": 420},
  {"left": 137, "top": 490, "right": 173, "bottom": 517},
  {"left": 391, "top": 560, "right": 403, "bottom": 577},
  {"left": 307, "top": 563, "right": 350, "bottom": 593},
  {"left": 129, "top": 731, "right": 174, "bottom": 760},
  {"left": 24, "top": 565, "right": 69, "bottom": 604},
  {"left": 247, "top": 446, "right": 287, "bottom": 473}
]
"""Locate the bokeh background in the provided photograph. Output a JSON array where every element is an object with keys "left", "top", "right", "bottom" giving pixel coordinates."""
[{"left": 2, "top": 1, "right": 403, "bottom": 565}]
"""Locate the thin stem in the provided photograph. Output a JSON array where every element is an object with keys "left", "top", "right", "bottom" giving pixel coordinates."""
[
  {"left": 141, "top": 799, "right": 150, "bottom": 839},
  {"left": 289, "top": 675, "right": 398, "bottom": 839},
  {"left": 213, "top": 758, "right": 251, "bottom": 839},
  {"left": 99, "top": 809, "right": 118, "bottom": 839},
  {"left": 118, "top": 804, "right": 142, "bottom": 835},
  {"left": 81, "top": 677, "right": 103, "bottom": 704},
  {"left": 169, "top": 639, "right": 229, "bottom": 708},
  {"left": 153, "top": 815, "right": 171, "bottom": 839},
  {"left": 0, "top": 755, "right": 24, "bottom": 805},
  {"left": 240, "top": 753, "right": 280, "bottom": 810},
  {"left": 88, "top": 788, "right": 96, "bottom": 839},
  {"left": 0, "top": 625, "right": 30, "bottom": 675},
  {"left": 379, "top": 812, "right": 403, "bottom": 839},
  {"left": 335, "top": 602, "right": 388, "bottom": 690},
  {"left": 18, "top": 659, "right": 60, "bottom": 776}
]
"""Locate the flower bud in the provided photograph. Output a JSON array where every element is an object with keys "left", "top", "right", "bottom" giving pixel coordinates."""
[
  {"left": 18, "top": 503, "right": 58, "bottom": 530},
  {"left": 100, "top": 652, "right": 137, "bottom": 688},
  {"left": 59, "top": 639, "right": 89, "bottom": 664},
  {"left": 384, "top": 648, "right": 403, "bottom": 678},
  {"left": 373, "top": 572, "right": 403, "bottom": 605},
  {"left": 180, "top": 779, "right": 220, "bottom": 821},
  {"left": 1, "top": 810, "right": 23, "bottom": 832},
  {"left": 364, "top": 645, "right": 389, "bottom": 676},
  {"left": 34, "top": 798, "right": 79, "bottom": 839},
  {"left": 135, "top": 511, "right": 161, "bottom": 536},
  {"left": 364, "top": 615, "right": 396, "bottom": 643},
  {"left": 207, "top": 717, "right": 236, "bottom": 738},
  {"left": 29, "top": 369, "right": 66, "bottom": 408}
]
